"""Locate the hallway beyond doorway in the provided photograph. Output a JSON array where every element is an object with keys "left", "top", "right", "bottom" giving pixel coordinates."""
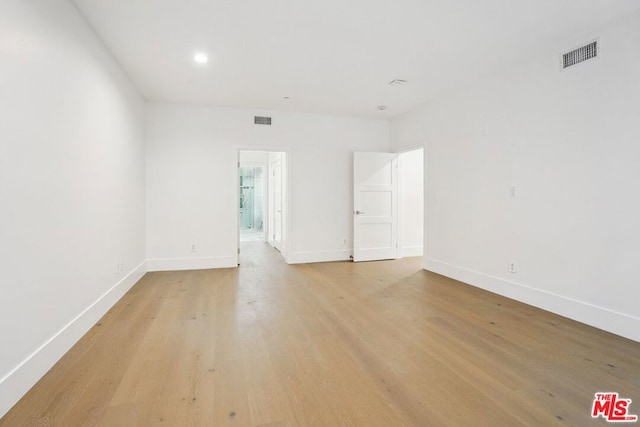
[
  {"left": 240, "top": 228, "right": 264, "bottom": 242},
  {"left": 237, "top": 149, "right": 288, "bottom": 262}
]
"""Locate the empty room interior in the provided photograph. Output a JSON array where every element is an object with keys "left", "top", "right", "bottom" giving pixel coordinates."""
[{"left": 2, "top": 0, "right": 640, "bottom": 425}]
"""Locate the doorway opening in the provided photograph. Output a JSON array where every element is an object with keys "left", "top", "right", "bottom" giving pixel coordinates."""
[
  {"left": 237, "top": 150, "right": 288, "bottom": 264},
  {"left": 239, "top": 165, "right": 265, "bottom": 242},
  {"left": 352, "top": 147, "right": 423, "bottom": 262},
  {"left": 397, "top": 147, "right": 424, "bottom": 258}
]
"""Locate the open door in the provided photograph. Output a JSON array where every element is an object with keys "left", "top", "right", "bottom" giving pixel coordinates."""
[
  {"left": 353, "top": 152, "right": 398, "bottom": 262},
  {"left": 271, "top": 156, "right": 283, "bottom": 253}
]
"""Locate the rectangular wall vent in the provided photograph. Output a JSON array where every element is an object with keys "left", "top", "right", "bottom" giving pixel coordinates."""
[
  {"left": 562, "top": 40, "right": 598, "bottom": 69},
  {"left": 254, "top": 116, "right": 272, "bottom": 125}
]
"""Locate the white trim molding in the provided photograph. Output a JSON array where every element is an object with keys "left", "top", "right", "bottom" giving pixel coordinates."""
[
  {"left": 287, "top": 249, "right": 352, "bottom": 264},
  {"left": 424, "top": 257, "right": 640, "bottom": 343},
  {"left": 146, "top": 256, "right": 237, "bottom": 272},
  {"left": 400, "top": 246, "right": 423, "bottom": 258},
  {"left": 0, "top": 262, "right": 147, "bottom": 418}
]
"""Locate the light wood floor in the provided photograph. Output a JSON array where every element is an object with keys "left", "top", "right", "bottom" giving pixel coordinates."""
[{"left": 3, "top": 243, "right": 640, "bottom": 426}]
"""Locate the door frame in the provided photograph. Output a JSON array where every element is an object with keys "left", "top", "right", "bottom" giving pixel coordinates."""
[{"left": 235, "top": 147, "right": 292, "bottom": 265}]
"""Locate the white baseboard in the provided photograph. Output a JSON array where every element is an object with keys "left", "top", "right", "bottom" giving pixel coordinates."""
[
  {"left": 0, "top": 261, "right": 147, "bottom": 419},
  {"left": 146, "top": 255, "right": 237, "bottom": 272},
  {"left": 424, "top": 257, "right": 640, "bottom": 343},
  {"left": 287, "top": 249, "right": 352, "bottom": 264},
  {"left": 400, "top": 246, "right": 423, "bottom": 258}
]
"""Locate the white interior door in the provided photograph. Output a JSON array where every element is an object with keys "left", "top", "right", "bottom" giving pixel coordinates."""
[
  {"left": 353, "top": 152, "right": 398, "bottom": 262},
  {"left": 272, "top": 158, "right": 283, "bottom": 252}
]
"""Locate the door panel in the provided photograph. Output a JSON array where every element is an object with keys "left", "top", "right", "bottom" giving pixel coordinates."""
[
  {"left": 360, "top": 223, "right": 393, "bottom": 248},
  {"left": 272, "top": 158, "right": 283, "bottom": 252},
  {"left": 361, "top": 191, "right": 393, "bottom": 216},
  {"left": 353, "top": 152, "right": 398, "bottom": 262}
]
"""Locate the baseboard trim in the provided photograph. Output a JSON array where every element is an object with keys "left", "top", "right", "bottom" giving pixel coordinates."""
[
  {"left": 400, "top": 246, "right": 423, "bottom": 258},
  {"left": 287, "top": 249, "right": 352, "bottom": 264},
  {"left": 0, "top": 261, "right": 147, "bottom": 418},
  {"left": 424, "top": 257, "right": 640, "bottom": 343},
  {"left": 146, "top": 256, "right": 237, "bottom": 272}
]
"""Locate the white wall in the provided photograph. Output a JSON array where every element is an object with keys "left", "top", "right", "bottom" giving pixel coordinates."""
[
  {"left": 0, "top": 0, "right": 146, "bottom": 417},
  {"left": 146, "top": 103, "right": 388, "bottom": 268},
  {"left": 390, "top": 10, "right": 640, "bottom": 342},
  {"left": 398, "top": 148, "right": 424, "bottom": 257}
]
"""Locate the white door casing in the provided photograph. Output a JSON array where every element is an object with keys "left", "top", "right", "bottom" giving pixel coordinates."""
[{"left": 353, "top": 152, "right": 398, "bottom": 262}]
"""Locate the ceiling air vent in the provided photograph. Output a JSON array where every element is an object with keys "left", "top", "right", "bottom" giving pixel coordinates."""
[
  {"left": 562, "top": 40, "right": 598, "bottom": 70},
  {"left": 254, "top": 116, "right": 272, "bottom": 125}
]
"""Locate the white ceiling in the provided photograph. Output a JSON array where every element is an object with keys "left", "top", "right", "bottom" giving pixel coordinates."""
[{"left": 72, "top": 0, "right": 640, "bottom": 119}]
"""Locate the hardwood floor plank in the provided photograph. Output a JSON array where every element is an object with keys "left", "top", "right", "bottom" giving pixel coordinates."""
[{"left": 2, "top": 242, "right": 639, "bottom": 426}]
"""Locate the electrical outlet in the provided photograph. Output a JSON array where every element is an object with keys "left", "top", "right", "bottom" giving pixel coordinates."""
[
  {"left": 191, "top": 244, "right": 196, "bottom": 253},
  {"left": 509, "top": 186, "right": 517, "bottom": 198},
  {"left": 509, "top": 262, "right": 517, "bottom": 274}
]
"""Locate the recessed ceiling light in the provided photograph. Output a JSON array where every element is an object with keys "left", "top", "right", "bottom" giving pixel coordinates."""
[
  {"left": 193, "top": 52, "right": 209, "bottom": 64},
  {"left": 377, "top": 105, "right": 387, "bottom": 111}
]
